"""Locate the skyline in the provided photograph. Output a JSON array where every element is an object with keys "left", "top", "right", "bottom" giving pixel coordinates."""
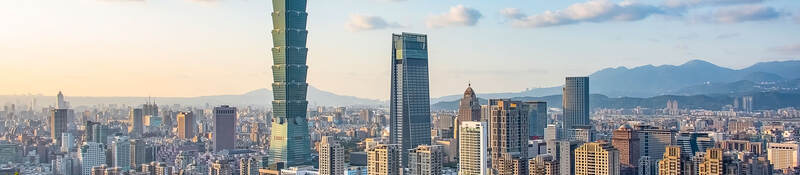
[{"left": 2, "top": 0, "right": 800, "bottom": 100}]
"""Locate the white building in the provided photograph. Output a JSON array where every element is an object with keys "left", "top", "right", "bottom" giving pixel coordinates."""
[
  {"left": 80, "top": 142, "right": 106, "bottom": 175},
  {"left": 458, "top": 121, "right": 488, "bottom": 175}
]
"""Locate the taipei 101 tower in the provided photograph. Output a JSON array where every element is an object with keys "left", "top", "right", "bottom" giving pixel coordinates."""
[{"left": 268, "top": 0, "right": 312, "bottom": 168}]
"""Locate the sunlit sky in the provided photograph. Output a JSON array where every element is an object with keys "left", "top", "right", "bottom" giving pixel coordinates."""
[{"left": 1, "top": 0, "right": 799, "bottom": 100}]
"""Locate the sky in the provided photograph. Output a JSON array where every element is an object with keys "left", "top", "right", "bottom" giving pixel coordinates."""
[{"left": 1, "top": 0, "right": 799, "bottom": 100}]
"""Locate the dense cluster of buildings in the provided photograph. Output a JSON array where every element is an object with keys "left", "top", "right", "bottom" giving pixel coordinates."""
[{"left": 4, "top": 0, "right": 800, "bottom": 175}]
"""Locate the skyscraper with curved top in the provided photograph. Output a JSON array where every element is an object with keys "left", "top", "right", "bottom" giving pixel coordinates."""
[{"left": 268, "top": 0, "right": 311, "bottom": 168}]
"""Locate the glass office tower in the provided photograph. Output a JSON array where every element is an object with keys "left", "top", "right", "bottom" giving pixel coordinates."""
[
  {"left": 390, "top": 32, "right": 432, "bottom": 167},
  {"left": 268, "top": 0, "right": 311, "bottom": 168}
]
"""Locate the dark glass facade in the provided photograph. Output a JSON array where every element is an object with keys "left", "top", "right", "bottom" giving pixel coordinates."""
[
  {"left": 390, "top": 32, "right": 432, "bottom": 167},
  {"left": 563, "top": 77, "right": 590, "bottom": 129}
]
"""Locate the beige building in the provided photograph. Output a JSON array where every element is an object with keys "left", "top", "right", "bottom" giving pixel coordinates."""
[
  {"left": 658, "top": 146, "right": 689, "bottom": 175},
  {"left": 767, "top": 142, "right": 799, "bottom": 173},
  {"left": 529, "top": 154, "right": 559, "bottom": 175},
  {"left": 319, "top": 136, "right": 345, "bottom": 175},
  {"left": 408, "top": 145, "right": 444, "bottom": 175},
  {"left": 368, "top": 144, "right": 401, "bottom": 175},
  {"left": 698, "top": 148, "right": 723, "bottom": 175},
  {"left": 574, "top": 142, "right": 619, "bottom": 175},
  {"left": 177, "top": 111, "right": 194, "bottom": 139},
  {"left": 488, "top": 99, "right": 529, "bottom": 175}
]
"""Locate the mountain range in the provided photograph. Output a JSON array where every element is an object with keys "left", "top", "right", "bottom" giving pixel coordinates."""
[
  {"left": 432, "top": 92, "right": 800, "bottom": 111},
  {"left": 432, "top": 60, "right": 800, "bottom": 103},
  {"left": 4, "top": 59, "right": 799, "bottom": 109}
]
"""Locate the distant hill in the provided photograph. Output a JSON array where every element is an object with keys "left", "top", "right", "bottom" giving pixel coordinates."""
[
  {"left": 431, "top": 60, "right": 800, "bottom": 103},
  {"left": 432, "top": 92, "right": 800, "bottom": 111},
  {"left": 590, "top": 60, "right": 800, "bottom": 97},
  {"left": 0, "top": 86, "right": 384, "bottom": 108}
]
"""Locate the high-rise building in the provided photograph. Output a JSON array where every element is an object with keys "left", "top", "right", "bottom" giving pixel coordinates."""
[
  {"left": 268, "top": 0, "right": 313, "bottom": 168},
  {"left": 574, "top": 142, "right": 619, "bottom": 175},
  {"left": 360, "top": 109, "right": 373, "bottom": 123},
  {"left": 390, "top": 32, "right": 432, "bottom": 168},
  {"left": 177, "top": 111, "right": 195, "bottom": 139},
  {"left": 562, "top": 77, "right": 589, "bottom": 132},
  {"left": 51, "top": 109, "right": 69, "bottom": 145},
  {"left": 129, "top": 108, "right": 144, "bottom": 137},
  {"left": 525, "top": 102, "right": 547, "bottom": 138},
  {"left": 677, "top": 132, "right": 714, "bottom": 157},
  {"left": 697, "top": 148, "right": 723, "bottom": 175},
  {"left": 529, "top": 154, "right": 559, "bottom": 175},
  {"left": 241, "top": 157, "right": 260, "bottom": 175},
  {"left": 319, "top": 136, "right": 345, "bottom": 175},
  {"left": 544, "top": 124, "right": 560, "bottom": 147},
  {"left": 459, "top": 121, "right": 488, "bottom": 175},
  {"left": 454, "top": 85, "right": 481, "bottom": 161},
  {"left": 56, "top": 91, "right": 69, "bottom": 109},
  {"left": 637, "top": 125, "right": 676, "bottom": 170},
  {"left": 488, "top": 99, "right": 529, "bottom": 175},
  {"left": 213, "top": 105, "right": 237, "bottom": 151},
  {"left": 80, "top": 142, "right": 106, "bottom": 175},
  {"left": 767, "top": 142, "right": 799, "bottom": 173},
  {"left": 367, "top": 144, "right": 401, "bottom": 175},
  {"left": 456, "top": 85, "right": 481, "bottom": 136},
  {"left": 550, "top": 140, "right": 582, "bottom": 175},
  {"left": 611, "top": 124, "right": 640, "bottom": 173},
  {"left": 657, "top": 146, "right": 690, "bottom": 175},
  {"left": 61, "top": 132, "right": 74, "bottom": 152},
  {"left": 111, "top": 136, "right": 131, "bottom": 171},
  {"left": 86, "top": 121, "right": 109, "bottom": 145},
  {"left": 143, "top": 101, "right": 158, "bottom": 116},
  {"left": 742, "top": 96, "right": 753, "bottom": 113},
  {"left": 130, "top": 139, "right": 146, "bottom": 168},
  {"left": 408, "top": 145, "right": 443, "bottom": 175}
]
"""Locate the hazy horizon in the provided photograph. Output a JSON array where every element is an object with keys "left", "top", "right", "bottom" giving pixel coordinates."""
[{"left": 2, "top": 0, "right": 799, "bottom": 100}]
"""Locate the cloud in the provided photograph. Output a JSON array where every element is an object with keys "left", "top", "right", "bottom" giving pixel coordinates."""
[
  {"left": 426, "top": 5, "right": 483, "bottom": 28},
  {"left": 663, "top": 0, "right": 765, "bottom": 9},
  {"left": 506, "top": 0, "right": 663, "bottom": 28},
  {"left": 500, "top": 8, "right": 526, "bottom": 20},
  {"left": 712, "top": 5, "right": 781, "bottom": 23},
  {"left": 770, "top": 44, "right": 800, "bottom": 55},
  {"left": 346, "top": 15, "right": 402, "bottom": 31}
]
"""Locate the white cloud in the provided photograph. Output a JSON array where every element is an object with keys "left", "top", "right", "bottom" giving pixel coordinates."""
[
  {"left": 507, "top": 0, "right": 663, "bottom": 28},
  {"left": 346, "top": 15, "right": 402, "bottom": 32},
  {"left": 712, "top": 5, "right": 781, "bottom": 23},
  {"left": 426, "top": 5, "right": 483, "bottom": 28},
  {"left": 663, "top": 0, "right": 765, "bottom": 9},
  {"left": 500, "top": 8, "right": 526, "bottom": 20}
]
